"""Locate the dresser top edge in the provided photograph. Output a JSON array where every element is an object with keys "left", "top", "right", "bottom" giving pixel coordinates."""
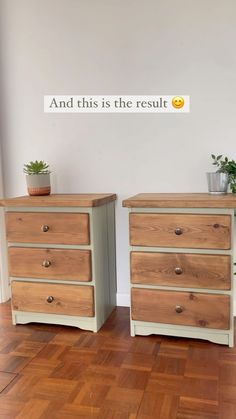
[
  {"left": 122, "top": 193, "right": 236, "bottom": 208},
  {"left": 0, "top": 193, "right": 117, "bottom": 208}
]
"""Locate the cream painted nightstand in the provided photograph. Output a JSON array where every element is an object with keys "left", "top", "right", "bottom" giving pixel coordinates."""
[
  {"left": 1, "top": 194, "right": 117, "bottom": 332},
  {"left": 123, "top": 193, "right": 236, "bottom": 346}
]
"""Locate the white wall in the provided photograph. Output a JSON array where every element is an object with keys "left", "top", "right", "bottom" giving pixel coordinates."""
[{"left": 0, "top": 0, "right": 236, "bottom": 305}]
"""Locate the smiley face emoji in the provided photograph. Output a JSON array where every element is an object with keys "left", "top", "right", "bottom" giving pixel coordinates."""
[{"left": 172, "top": 96, "right": 184, "bottom": 109}]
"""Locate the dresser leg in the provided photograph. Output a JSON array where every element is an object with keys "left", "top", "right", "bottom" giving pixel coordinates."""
[
  {"left": 228, "top": 333, "right": 234, "bottom": 348},
  {"left": 11, "top": 312, "right": 16, "bottom": 325},
  {"left": 130, "top": 321, "right": 135, "bottom": 337}
]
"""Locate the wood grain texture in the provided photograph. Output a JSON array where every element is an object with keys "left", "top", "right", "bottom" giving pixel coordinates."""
[
  {"left": 131, "top": 252, "right": 231, "bottom": 290},
  {"left": 15, "top": 399, "right": 50, "bottom": 419},
  {"left": 129, "top": 213, "right": 231, "bottom": 249},
  {"left": 123, "top": 193, "right": 236, "bottom": 208},
  {"left": 1, "top": 193, "right": 117, "bottom": 207},
  {"left": 8, "top": 247, "right": 92, "bottom": 281},
  {"left": 131, "top": 288, "right": 230, "bottom": 329},
  {"left": 0, "top": 371, "right": 17, "bottom": 392},
  {"left": 0, "top": 302, "right": 235, "bottom": 418},
  {"left": 11, "top": 281, "right": 94, "bottom": 317},
  {"left": 6, "top": 212, "right": 90, "bottom": 245}
]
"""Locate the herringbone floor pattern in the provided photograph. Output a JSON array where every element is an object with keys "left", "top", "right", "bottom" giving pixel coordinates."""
[{"left": 0, "top": 302, "right": 235, "bottom": 418}]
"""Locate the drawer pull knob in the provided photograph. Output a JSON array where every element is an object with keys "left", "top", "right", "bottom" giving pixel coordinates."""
[
  {"left": 175, "top": 267, "right": 183, "bottom": 275},
  {"left": 46, "top": 296, "right": 54, "bottom": 303},
  {"left": 41, "top": 225, "right": 49, "bottom": 232},
  {"left": 175, "top": 227, "right": 183, "bottom": 235},
  {"left": 175, "top": 305, "right": 183, "bottom": 313},
  {"left": 42, "top": 260, "right": 51, "bottom": 268}
]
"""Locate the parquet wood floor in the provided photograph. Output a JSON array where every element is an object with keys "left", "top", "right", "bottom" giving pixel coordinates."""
[{"left": 0, "top": 301, "right": 235, "bottom": 418}]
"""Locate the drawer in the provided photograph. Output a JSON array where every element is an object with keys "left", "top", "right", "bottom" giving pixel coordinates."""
[
  {"left": 129, "top": 213, "right": 231, "bottom": 249},
  {"left": 131, "top": 252, "right": 231, "bottom": 290},
  {"left": 6, "top": 212, "right": 90, "bottom": 245},
  {"left": 131, "top": 288, "right": 230, "bottom": 329},
  {"left": 11, "top": 281, "right": 94, "bottom": 317},
  {"left": 8, "top": 247, "right": 92, "bottom": 282}
]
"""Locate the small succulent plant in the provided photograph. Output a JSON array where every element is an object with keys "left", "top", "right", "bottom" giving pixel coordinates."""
[{"left": 23, "top": 160, "right": 50, "bottom": 175}]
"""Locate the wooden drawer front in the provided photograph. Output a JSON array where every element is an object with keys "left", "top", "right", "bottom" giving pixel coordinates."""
[
  {"left": 131, "top": 288, "right": 229, "bottom": 329},
  {"left": 131, "top": 252, "right": 231, "bottom": 290},
  {"left": 6, "top": 212, "right": 90, "bottom": 245},
  {"left": 8, "top": 247, "right": 92, "bottom": 282},
  {"left": 11, "top": 281, "right": 94, "bottom": 317},
  {"left": 129, "top": 213, "right": 231, "bottom": 249}
]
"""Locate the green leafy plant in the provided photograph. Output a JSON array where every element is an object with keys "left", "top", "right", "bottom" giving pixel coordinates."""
[
  {"left": 23, "top": 160, "right": 50, "bottom": 175},
  {"left": 211, "top": 154, "right": 236, "bottom": 193}
]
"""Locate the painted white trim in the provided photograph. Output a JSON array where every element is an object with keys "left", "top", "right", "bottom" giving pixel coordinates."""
[
  {"left": 0, "top": 156, "right": 11, "bottom": 303},
  {"left": 0, "top": 141, "right": 9, "bottom": 302},
  {"left": 116, "top": 292, "right": 130, "bottom": 307},
  {"left": 0, "top": 208, "right": 10, "bottom": 302}
]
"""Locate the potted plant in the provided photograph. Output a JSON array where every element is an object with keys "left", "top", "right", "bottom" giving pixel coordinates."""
[
  {"left": 212, "top": 154, "right": 236, "bottom": 193},
  {"left": 207, "top": 154, "right": 236, "bottom": 194},
  {"left": 23, "top": 160, "right": 51, "bottom": 196}
]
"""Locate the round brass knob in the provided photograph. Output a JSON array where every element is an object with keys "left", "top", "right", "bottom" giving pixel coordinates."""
[
  {"left": 175, "top": 227, "right": 183, "bottom": 235},
  {"left": 46, "top": 296, "right": 54, "bottom": 303},
  {"left": 175, "top": 305, "right": 183, "bottom": 313},
  {"left": 42, "top": 260, "right": 51, "bottom": 268},
  {"left": 175, "top": 267, "right": 183, "bottom": 275},
  {"left": 41, "top": 225, "right": 49, "bottom": 232}
]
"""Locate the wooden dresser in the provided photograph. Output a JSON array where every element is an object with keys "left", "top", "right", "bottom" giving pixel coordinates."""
[
  {"left": 123, "top": 193, "right": 236, "bottom": 346},
  {"left": 1, "top": 194, "right": 117, "bottom": 332}
]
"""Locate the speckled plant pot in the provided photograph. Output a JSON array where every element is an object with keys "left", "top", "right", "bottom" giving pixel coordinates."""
[{"left": 26, "top": 174, "right": 51, "bottom": 196}]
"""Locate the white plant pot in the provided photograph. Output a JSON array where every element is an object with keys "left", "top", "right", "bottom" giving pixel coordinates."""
[{"left": 26, "top": 174, "right": 51, "bottom": 196}]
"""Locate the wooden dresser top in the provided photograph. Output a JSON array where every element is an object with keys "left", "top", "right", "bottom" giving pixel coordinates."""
[
  {"left": 0, "top": 194, "right": 117, "bottom": 208},
  {"left": 122, "top": 193, "right": 236, "bottom": 208}
]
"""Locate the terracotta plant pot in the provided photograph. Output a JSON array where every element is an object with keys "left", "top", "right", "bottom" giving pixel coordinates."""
[{"left": 26, "top": 174, "right": 51, "bottom": 196}]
